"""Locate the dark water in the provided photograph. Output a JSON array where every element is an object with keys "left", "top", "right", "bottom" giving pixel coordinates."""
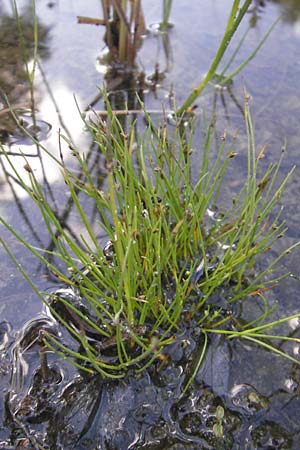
[{"left": 1, "top": 0, "right": 300, "bottom": 448}]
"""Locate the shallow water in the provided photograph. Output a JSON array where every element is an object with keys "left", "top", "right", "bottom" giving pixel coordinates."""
[{"left": 1, "top": 0, "right": 300, "bottom": 448}]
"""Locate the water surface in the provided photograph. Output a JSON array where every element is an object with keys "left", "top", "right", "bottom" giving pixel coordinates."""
[{"left": 1, "top": 0, "right": 300, "bottom": 448}]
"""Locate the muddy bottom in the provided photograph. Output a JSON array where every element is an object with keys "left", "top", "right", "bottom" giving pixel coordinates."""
[{"left": 1, "top": 305, "right": 299, "bottom": 450}]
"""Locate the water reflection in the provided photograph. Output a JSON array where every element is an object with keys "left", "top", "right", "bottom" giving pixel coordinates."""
[
  {"left": 86, "top": 3, "right": 174, "bottom": 126},
  {"left": 271, "top": 0, "right": 300, "bottom": 23},
  {"left": 1, "top": 1, "right": 300, "bottom": 447},
  {"left": 0, "top": 2, "right": 50, "bottom": 141},
  {"left": 248, "top": 0, "right": 300, "bottom": 29}
]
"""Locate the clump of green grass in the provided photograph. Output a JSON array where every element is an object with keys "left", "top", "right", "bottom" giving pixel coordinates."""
[{"left": 1, "top": 92, "right": 299, "bottom": 378}]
